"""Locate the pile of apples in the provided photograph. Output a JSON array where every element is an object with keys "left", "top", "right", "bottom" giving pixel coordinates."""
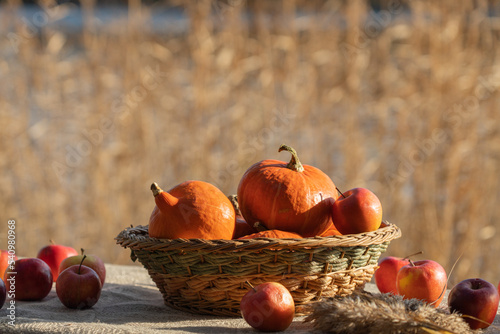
[
  {"left": 0, "top": 242, "right": 105, "bottom": 310},
  {"left": 375, "top": 255, "right": 500, "bottom": 330}
]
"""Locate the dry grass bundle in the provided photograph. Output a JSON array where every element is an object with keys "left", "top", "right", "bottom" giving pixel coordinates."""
[{"left": 304, "top": 291, "right": 474, "bottom": 334}]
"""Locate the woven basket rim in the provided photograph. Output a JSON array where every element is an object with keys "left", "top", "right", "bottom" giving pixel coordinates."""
[{"left": 115, "top": 221, "right": 401, "bottom": 253}]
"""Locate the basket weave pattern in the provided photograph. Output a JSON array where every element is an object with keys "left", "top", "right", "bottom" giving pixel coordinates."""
[{"left": 116, "top": 223, "right": 401, "bottom": 316}]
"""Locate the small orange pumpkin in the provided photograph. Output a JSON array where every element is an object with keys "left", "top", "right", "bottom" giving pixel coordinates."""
[
  {"left": 319, "top": 223, "right": 342, "bottom": 237},
  {"left": 148, "top": 181, "right": 235, "bottom": 239},
  {"left": 237, "top": 144, "right": 338, "bottom": 237},
  {"left": 238, "top": 229, "right": 303, "bottom": 239}
]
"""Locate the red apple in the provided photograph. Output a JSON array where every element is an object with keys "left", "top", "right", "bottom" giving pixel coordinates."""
[
  {"left": 4, "top": 258, "right": 53, "bottom": 301},
  {"left": 59, "top": 249, "right": 106, "bottom": 286},
  {"left": 448, "top": 278, "right": 499, "bottom": 330},
  {"left": 37, "top": 242, "right": 78, "bottom": 282},
  {"left": 396, "top": 259, "right": 447, "bottom": 307},
  {"left": 240, "top": 282, "right": 295, "bottom": 332},
  {"left": 0, "top": 278, "right": 6, "bottom": 309},
  {"left": 331, "top": 187, "right": 383, "bottom": 235},
  {"left": 0, "top": 250, "right": 17, "bottom": 279},
  {"left": 56, "top": 256, "right": 102, "bottom": 309},
  {"left": 374, "top": 256, "right": 410, "bottom": 294}
]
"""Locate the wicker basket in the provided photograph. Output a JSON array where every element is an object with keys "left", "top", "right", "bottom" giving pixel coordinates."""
[{"left": 115, "top": 222, "right": 401, "bottom": 316}]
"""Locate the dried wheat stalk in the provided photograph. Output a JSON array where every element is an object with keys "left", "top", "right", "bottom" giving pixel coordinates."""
[{"left": 304, "top": 291, "right": 475, "bottom": 334}]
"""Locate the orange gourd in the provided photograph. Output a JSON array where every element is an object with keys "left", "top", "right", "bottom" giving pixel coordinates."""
[
  {"left": 148, "top": 181, "right": 235, "bottom": 239},
  {"left": 319, "top": 223, "right": 343, "bottom": 236},
  {"left": 238, "top": 230, "right": 303, "bottom": 239},
  {"left": 237, "top": 144, "right": 338, "bottom": 237}
]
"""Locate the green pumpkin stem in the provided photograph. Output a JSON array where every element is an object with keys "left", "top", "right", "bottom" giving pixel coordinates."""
[{"left": 278, "top": 144, "right": 304, "bottom": 172}]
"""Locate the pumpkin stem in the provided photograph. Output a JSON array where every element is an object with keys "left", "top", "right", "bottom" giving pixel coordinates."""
[
  {"left": 151, "top": 182, "right": 163, "bottom": 196},
  {"left": 150, "top": 182, "right": 179, "bottom": 209},
  {"left": 278, "top": 144, "right": 304, "bottom": 172},
  {"left": 228, "top": 195, "right": 241, "bottom": 216}
]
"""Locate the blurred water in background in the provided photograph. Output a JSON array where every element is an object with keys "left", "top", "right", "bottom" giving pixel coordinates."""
[{"left": 7, "top": 3, "right": 189, "bottom": 35}]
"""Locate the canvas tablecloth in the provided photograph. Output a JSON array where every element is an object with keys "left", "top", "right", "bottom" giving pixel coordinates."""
[
  {"left": 0, "top": 263, "right": 313, "bottom": 333},
  {"left": 0, "top": 263, "right": 499, "bottom": 333}
]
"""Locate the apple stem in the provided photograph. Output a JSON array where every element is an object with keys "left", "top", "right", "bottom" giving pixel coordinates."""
[
  {"left": 78, "top": 255, "right": 87, "bottom": 275},
  {"left": 403, "top": 251, "right": 423, "bottom": 261},
  {"left": 245, "top": 281, "right": 257, "bottom": 292},
  {"left": 336, "top": 187, "right": 347, "bottom": 199},
  {"left": 408, "top": 259, "right": 415, "bottom": 267},
  {"left": 50, "top": 239, "right": 55, "bottom": 245},
  {"left": 81, "top": 248, "right": 85, "bottom": 256}
]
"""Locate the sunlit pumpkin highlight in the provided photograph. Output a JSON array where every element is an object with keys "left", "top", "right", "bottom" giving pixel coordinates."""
[
  {"left": 148, "top": 181, "right": 235, "bottom": 239},
  {"left": 237, "top": 144, "right": 338, "bottom": 237}
]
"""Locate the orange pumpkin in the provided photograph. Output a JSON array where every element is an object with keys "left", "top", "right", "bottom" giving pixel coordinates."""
[
  {"left": 238, "top": 229, "right": 303, "bottom": 239},
  {"left": 237, "top": 144, "right": 338, "bottom": 237},
  {"left": 319, "top": 223, "right": 342, "bottom": 236},
  {"left": 148, "top": 181, "right": 235, "bottom": 239}
]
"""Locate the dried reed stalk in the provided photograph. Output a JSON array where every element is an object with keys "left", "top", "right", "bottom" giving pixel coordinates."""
[{"left": 1, "top": 0, "right": 500, "bottom": 283}]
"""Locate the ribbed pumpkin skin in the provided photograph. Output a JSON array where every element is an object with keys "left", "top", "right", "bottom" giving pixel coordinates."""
[
  {"left": 149, "top": 181, "right": 235, "bottom": 240},
  {"left": 238, "top": 229, "right": 303, "bottom": 239},
  {"left": 237, "top": 159, "right": 338, "bottom": 237}
]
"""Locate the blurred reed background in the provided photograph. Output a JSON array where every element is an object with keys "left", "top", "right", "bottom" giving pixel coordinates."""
[{"left": 1, "top": 0, "right": 500, "bottom": 286}]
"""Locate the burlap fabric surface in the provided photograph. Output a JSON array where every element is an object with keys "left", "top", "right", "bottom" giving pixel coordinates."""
[
  {"left": 0, "top": 264, "right": 312, "bottom": 333},
  {"left": 0, "top": 263, "right": 499, "bottom": 333}
]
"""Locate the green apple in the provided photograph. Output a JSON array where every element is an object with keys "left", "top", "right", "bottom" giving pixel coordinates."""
[{"left": 58, "top": 249, "right": 105, "bottom": 285}]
